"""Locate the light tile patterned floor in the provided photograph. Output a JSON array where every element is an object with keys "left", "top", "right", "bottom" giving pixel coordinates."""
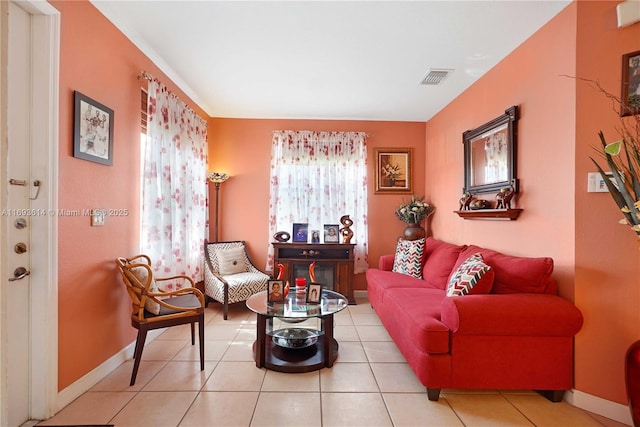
[{"left": 35, "top": 292, "right": 627, "bottom": 427}]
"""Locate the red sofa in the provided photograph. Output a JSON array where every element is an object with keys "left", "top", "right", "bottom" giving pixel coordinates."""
[{"left": 365, "top": 237, "right": 583, "bottom": 402}]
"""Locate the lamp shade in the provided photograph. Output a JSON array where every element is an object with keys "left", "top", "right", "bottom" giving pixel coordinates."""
[{"left": 207, "top": 172, "right": 230, "bottom": 184}]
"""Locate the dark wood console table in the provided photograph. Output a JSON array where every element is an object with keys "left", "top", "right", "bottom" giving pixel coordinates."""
[{"left": 272, "top": 242, "right": 356, "bottom": 304}]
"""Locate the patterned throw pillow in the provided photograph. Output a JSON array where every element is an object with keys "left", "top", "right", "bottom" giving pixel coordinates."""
[
  {"left": 392, "top": 238, "right": 425, "bottom": 279},
  {"left": 446, "top": 253, "right": 495, "bottom": 296},
  {"left": 216, "top": 247, "right": 249, "bottom": 275}
]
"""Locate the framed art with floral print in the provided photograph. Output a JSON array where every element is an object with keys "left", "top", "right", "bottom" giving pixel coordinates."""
[
  {"left": 374, "top": 148, "right": 412, "bottom": 194},
  {"left": 622, "top": 50, "right": 640, "bottom": 117},
  {"left": 73, "top": 91, "right": 114, "bottom": 165}
]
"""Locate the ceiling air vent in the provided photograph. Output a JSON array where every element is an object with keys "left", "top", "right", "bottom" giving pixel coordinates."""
[{"left": 420, "top": 69, "right": 453, "bottom": 85}]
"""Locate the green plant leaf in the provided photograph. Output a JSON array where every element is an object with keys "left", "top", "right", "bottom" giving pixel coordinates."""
[{"left": 604, "top": 140, "right": 622, "bottom": 155}]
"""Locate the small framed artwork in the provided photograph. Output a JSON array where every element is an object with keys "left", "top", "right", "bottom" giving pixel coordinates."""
[
  {"left": 292, "top": 223, "right": 309, "bottom": 242},
  {"left": 307, "top": 283, "right": 322, "bottom": 304},
  {"left": 267, "top": 280, "right": 285, "bottom": 303},
  {"left": 374, "top": 148, "right": 412, "bottom": 194},
  {"left": 323, "top": 224, "right": 339, "bottom": 243},
  {"left": 310, "top": 230, "right": 321, "bottom": 243},
  {"left": 73, "top": 91, "right": 114, "bottom": 165},
  {"left": 622, "top": 50, "right": 640, "bottom": 117}
]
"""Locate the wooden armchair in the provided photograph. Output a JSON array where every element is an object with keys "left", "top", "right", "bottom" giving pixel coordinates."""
[
  {"left": 115, "top": 254, "right": 205, "bottom": 386},
  {"left": 204, "top": 241, "right": 270, "bottom": 319}
]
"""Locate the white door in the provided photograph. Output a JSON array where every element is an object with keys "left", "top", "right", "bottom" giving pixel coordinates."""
[
  {"left": 7, "top": 4, "right": 34, "bottom": 425},
  {"left": 3, "top": 1, "right": 59, "bottom": 425}
]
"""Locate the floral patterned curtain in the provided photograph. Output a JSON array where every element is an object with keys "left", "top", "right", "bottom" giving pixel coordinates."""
[
  {"left": 267, "top": 131, "right": 369, "bottom": 273},
  {"left": 141, "top": 80, "right": 208, "bottom": 281}
]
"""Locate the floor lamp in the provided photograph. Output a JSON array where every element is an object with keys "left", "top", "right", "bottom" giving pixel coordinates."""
[{"left": 207, "top": 172, "right": 230, "bottom": 242}]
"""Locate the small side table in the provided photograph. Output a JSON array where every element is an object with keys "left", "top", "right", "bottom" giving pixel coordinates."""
[{"left": 246, "top": 290, "right": 348, "bottom": 373}]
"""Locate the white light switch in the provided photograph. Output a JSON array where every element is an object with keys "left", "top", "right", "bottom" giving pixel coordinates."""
[
  {"left": 91, "top": 209, "right": 105, "bottom": 226},
  {"left": 587, "top": 172, "right": 610, "bottom": 193}
]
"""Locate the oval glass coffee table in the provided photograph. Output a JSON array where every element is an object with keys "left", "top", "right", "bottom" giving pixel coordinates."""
[{"left": 246, "top": 289, "right": 348, "bottom": 372}]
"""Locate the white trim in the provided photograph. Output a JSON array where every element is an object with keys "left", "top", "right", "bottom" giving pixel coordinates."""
[
  {"left": 29, "top": 5, "right": 60, "bottom": 418},
  {"left": 56, "top": 330, "right": 163, "bottom": 410},
  {"left": 57, "top": 341, "right": 135, "bottom": 410},
  {"left": 572, "top": 390, "right": 632, "bottom": 425},
  {"left": 4, "top": 0, "right": 60, "bottom": 421}
]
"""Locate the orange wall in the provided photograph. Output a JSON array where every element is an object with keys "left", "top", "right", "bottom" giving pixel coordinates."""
[
  {"left": 574, "top": 1, "right": 640, "bottom": 404},
  {"left": 426, "top": 0, "right": 640, "bottom": 406},
  {"left": 50, "top": 0, "right": 640, "bottom": 409},
  {"left": 52, "top": 0, "right": 208, "bottom": 390},
  {"left": 425, "top": 2, "right": 577, "bottom": 299},
  {"left": 208, "top": 118, "right": 426, "bottom": 290}
]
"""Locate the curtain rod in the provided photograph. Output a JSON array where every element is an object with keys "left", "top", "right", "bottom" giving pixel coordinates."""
[
  {"left": 269, "top": 130, "right": 371, "bottom": 137},
  {"left": 137, "top": 70, "right": 153, "bottom": 82}
]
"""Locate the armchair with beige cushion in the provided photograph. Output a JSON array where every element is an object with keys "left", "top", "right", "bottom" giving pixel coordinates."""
[
  {"left": 116, "top": 254, "right": 205, "bottom": 386},
  {"left": 204, "top": 241, "right": 270, "bottom": 319}
]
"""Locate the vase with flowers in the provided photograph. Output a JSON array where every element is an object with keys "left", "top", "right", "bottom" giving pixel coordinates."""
[{"left": 395, "top": 196, "right": 434, "bottom": 240}]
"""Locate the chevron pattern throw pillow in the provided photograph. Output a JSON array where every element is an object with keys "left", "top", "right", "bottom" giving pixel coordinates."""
[
  {"left": 446, "top": 253, "right": 494, "bottom": 296},
  {"left": 392, "top": 238, "right": 425, "bottom": 279}
]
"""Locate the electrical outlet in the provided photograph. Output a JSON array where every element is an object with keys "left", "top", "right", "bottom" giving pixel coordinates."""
[{"left": 91, "top": 209, "right": 105, "bottom": 226}]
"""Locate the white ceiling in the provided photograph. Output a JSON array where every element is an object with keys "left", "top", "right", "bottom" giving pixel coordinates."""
[{"left": 91, "top": 0, "right": 571, "bottom": 122}]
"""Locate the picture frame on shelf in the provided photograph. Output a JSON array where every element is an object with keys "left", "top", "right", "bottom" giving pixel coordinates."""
[
  {"left": 310, "top": 230, "right": 321, "bottom": 243},
  {"left": 374, "top": 148, "right": 413, "bottom": 194},
  {"left": 323, "top": 224, "right": 339, "bottom": 243},
  {"left": 292, "top": 223, "right": 309, "bottom": 242},
  {"left": 267, "top": 280, "right": 285, "bottom": 303},
  {"left": 621, "top": 50, "right": 640, "bottom": 117},
  {"left": 307, "top": 283, "right": 322, "bottom": 304},
  {"left": 73, "top": 91, "right": 114, "bottom": 166}
]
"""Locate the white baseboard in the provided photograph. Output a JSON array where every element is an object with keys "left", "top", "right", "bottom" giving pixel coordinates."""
[
  {"left": 55, "top": 330, "right": 162, "bottom": 412},
  {"left": 572, "top": 389, "right": 632, "bottom": 426}
]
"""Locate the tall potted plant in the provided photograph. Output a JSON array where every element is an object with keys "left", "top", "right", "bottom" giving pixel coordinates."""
[{"left": 586, "top": 78, "right": 640, "bottom": 427}]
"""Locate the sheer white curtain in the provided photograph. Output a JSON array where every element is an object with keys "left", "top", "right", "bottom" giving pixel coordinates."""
[
  {"left": 141, "top": 80, "right": 208, "bottom": 282},
  {"left": 267, "top": 131, "right": 369, "bottom": 273}
]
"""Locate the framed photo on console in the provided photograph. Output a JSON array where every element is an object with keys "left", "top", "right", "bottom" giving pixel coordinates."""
[
  {"left": 267, "top": 280, "right": 285, "bottom": 303},
  {"left": 292, "top": 223, "right": 308, "bottom": 242},
  {"left": 323, "top": 224, "right": 339, "bottom": 243},
  {"left": 307, "top": 283, "right": 322, "bottom": 304}
]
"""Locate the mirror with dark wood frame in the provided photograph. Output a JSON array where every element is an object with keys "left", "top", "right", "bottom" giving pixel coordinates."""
[{"left": 463, "top": 106, "right": 519, "bottom": 195}]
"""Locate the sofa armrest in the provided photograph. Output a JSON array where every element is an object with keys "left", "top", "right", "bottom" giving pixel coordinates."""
[
  {"left": 440, "top": 294, "right": 583, "bottom": 337},
  {"left": 379, "top": 254, "right": 395, "bottom": 271}
]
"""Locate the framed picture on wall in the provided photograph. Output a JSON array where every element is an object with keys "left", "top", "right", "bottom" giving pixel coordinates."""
[
  {"left": 374, "top": 148, "right": 413, "bottom": 194},
  {"left": 621, "top": 50, "right": 640, "bottom": 117},
  {"left": 73, "top": 91, "right": 114, "bottom": 165}
]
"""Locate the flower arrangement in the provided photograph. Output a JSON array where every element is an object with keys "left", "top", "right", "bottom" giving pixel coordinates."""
[
  {"left": 585, "top": 78, "right": 640, "bottom": 238},
  {"left": 382, "top": 163, "right": 401, "bottom": 181},
  {"left": 395, "top": 196, "right": 434, "bottom": 224}
]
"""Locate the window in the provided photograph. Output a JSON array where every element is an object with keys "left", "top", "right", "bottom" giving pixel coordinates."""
[{"left": 267, "top": 131, "right": 368, "bottom": 273}]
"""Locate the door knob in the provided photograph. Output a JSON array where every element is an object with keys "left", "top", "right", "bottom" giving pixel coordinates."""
[{"left": 8, "top": 267, "right": 30, "bottom": 281}]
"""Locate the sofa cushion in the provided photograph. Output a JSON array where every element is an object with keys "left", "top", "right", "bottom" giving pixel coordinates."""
[
  {"left": 383, "top": 287, "right": 450, "bottom": 354},
  {"left": 392, "top": 238, "right": 425, "bottom": 278},
  {"left": 454, "top": 245, "right": 554, "bottom": 294},
  {"left": 422, "top": 238, "right": 467, "bottom": 290},
  {"left": 446, "top": 253, "right": 494, "bottom": 296}
]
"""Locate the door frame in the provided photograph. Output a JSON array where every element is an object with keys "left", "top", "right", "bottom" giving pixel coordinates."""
[{"left": 0, "top": 0, "right": 59, "bottom": 423}]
